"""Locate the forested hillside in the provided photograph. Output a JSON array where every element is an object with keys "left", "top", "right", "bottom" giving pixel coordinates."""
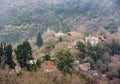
[
  {"left": 0, "top": 0, "right": 120, "bottom": 43},
  {"left": 0, "top": 1, "right": 120, "bottom": 84}
]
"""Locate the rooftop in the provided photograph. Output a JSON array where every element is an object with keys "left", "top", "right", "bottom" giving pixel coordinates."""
[
  {"left": 42, "top": 61, "right": 57, "bottom": 70},
  {"left": 69, "top": 31, "right": 78, "bottom": 35}
]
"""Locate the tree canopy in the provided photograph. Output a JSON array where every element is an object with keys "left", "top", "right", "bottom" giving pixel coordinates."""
[
  {"left": 15, "top": 41, "right": 33, "bottom": 67},
  {"left": 5, "top": 44, "right": 15, "bottom": 68},
  {"left": 56, "top": 49, "right": 74, "bottom": 74}
]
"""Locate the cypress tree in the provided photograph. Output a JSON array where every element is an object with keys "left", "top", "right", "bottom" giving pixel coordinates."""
[
  {"left": 0, "top": 43, "right": 4, "bottom": 63},
  {"left": 0, "top": 43, "right": 4, "bottom": 56},
  {"left": 5, "top": 44, "right": 15, "bottom": 68},
  {"left": 36, "top": 33, "right": 43, "bottom": 47}
]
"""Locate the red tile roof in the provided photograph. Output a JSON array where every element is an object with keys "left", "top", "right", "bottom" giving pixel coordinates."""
[
  {"left": 69, "top": 31, "right": 78, "bottom": 35},
  {"left": 42, "top": 61, "right": 56, "bottom": 70}
]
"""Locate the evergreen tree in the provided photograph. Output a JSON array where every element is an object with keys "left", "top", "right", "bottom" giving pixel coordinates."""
[
  {"left": 56, "top": 49, "right": 74, "bottom": 74},
  {"left": 0, "top": 43, "right": 4, "bottom": 63},
  {"left": 92, "top": 45, "right": 102, "bottom": 63},
  {"left": 76, "top": 41, "right": 86, "bottom": 59},
  {"left": 42, "top": 54, "right": 51, "bottom": 61},
  {"left": 15, "top": 41, "right": 33, "bottom": 67},
  {"left": 76, "top": 41, "right": 103, "bottom": 63},
  {"left": 88, "top": 45, "right": 103, "bottom": 63},
  {"left": 36, "top": 33, "right": 43, "bottom": 47},
  {"left": 0, "top": 43, "right": 4, "bottom": 56},
  {"left": 5, "top": 44, "right": 15, "bottom": 68}
]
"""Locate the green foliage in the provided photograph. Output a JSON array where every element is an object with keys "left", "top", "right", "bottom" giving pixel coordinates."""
[
  {"left": 36, "top": 33, "right": 43, "bottom": 47},
  {"left": 107, "top": 39, "right": 120, "bottom": 55},
  {"left": 5, "top": 44, "right": 15, "bottom": 68},
  {"left": 0, "top": 43, "right": 4, "bottom": 63},
  {"left": 88, "top": 45, "right": 103, "bottom": 63},
  {"left": 56, "top": 49, "right": 74, "bottom": 74},
  {"left": 0, "top": 43, "right": 15, "bottom": 68},
  {"left": 80, "top": 74, "right": 92, "bottom": 82},
  {"left": 45, "top": 45, "right": 55, "bottom": 54},
  {"left": 27, "top": 59, "right": 42, "bottom": 71},
  {"left": 42, "top": 54, "right": 51, "bottom": 61},
  {"left": 76, "top": 41, "right": 86, "bottom": 59},
  {"left": 0, "top": 0, "right": 115, "bottom": 43},
  {"left": 78, "top": 72, "right": 97, "bottom": 84},
  {"left": 15, "top": 41, "right": 33, "bottom": 67},
  {"left": 36, "top": 59, "right": 42, "bottom": 67},
  {"left": 76, "top": 41, "right": 103, "bottom": 63},
  {"left": 104, "top": 22, "right": 118, "bottom": 33},
  {"left": 27, "top": 64, "right": 37, "bottom": 71},
  {"left": 0, "top": 43, "right": 4, "bottom": 56}
]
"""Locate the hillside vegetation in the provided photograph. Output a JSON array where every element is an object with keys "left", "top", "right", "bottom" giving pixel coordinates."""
[{"left": 0, "top": 0, "right": 120, "bottom": 43}]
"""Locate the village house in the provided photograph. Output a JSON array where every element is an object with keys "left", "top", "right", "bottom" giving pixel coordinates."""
[
  {"left": 69, "top": 31, "right": 80, "bottom": 36},
  {"left": 41, "top": 61, "right": 57, "bottom": 73},
  {"left": 26, "top": 55, "right": 39, "bottom": 65},
  {"left": 55, "top": 31, "right": 66, "bottom": 38},
  {"left": 27, "top": 54, "right": 41, "bottom": 65},
  {"left": 85, "top": 35, "right": 99, "bottom": 46},
  {"left": 27, "top": 60, "right": 37, "bottom": 65},
  {"left": 69, "top": 31, "right": 81, "bottom": 40}
]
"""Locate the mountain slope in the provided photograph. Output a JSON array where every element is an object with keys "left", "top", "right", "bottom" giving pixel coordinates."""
[{"left": 0, "top": 0, "right": 119, "bottom": 43}]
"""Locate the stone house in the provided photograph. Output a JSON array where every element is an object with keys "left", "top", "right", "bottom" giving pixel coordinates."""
[
  {"left": 85, "top": 35, "right": 99, "bottom": 46},
  {"left": 55, "top": 31, "right": 66, "bottom": 38}
]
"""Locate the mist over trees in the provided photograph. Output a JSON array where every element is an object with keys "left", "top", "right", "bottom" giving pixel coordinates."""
[
  {"left": 0, "top": 0, "right": 120, "bottom": 43},
  {"left": 0, "top": 1, "right": 120, "bottom": 84},
  {"left": 112, "top": 0, "right": 120, "bottom": 9}
]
